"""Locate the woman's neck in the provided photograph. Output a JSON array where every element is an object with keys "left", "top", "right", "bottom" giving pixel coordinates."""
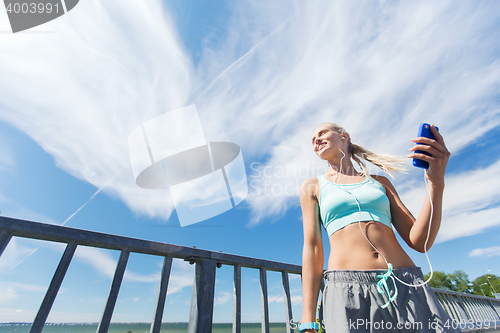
[{"left": 326, "top": 158, "right": 358, "bottom": 176}]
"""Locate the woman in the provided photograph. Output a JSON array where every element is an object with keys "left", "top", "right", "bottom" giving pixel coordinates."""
[{"left": 300, "top": 123, "right": 458, "bottom": 333}]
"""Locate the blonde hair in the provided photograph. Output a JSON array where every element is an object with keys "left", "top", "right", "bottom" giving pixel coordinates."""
[{"left": 322, "top": 123, "right": 406, "bottom": 178}]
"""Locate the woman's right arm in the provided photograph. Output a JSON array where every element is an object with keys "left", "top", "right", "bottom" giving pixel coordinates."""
[{"left": 300, "top": 178, "right": 324, "bottom": 331}]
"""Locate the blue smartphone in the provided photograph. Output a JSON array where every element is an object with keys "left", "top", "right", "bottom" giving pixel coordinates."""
[{"left": 413, "top": 123, "right": 439, "bottom": 169}]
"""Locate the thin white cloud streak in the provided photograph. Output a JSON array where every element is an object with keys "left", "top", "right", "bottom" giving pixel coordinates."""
[
  {"left": 193, "top": 0, "right": 500, "bottom": 225},
  {"left": 61, "top": 163, "right": 129, "bottom": 226},
  {"left": 401, "top": 159, "right": 500, "bottom": 243},
  {"left": 468, "top": 246, "right": 500, "bottom": 258},
  {"left": 0, "top": 237, "right": 38, "bottom": 271},
  {"left": 0, "top": 0, "right": 192, "bottom": 220},
  {"left": 10, "top": 247, "right": 39, "bottom": 270}
]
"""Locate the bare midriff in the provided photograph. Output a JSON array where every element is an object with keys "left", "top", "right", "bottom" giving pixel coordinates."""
[{"left": 327, "top": 221, "right": 415, "bottom": 271}]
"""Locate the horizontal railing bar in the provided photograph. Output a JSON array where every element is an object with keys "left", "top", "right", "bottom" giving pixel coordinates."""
[
  {"left": 432, "top": 288, "right": 500, "bottom": 303},
  {"left": 211, "top": 252, "right": 301, "bottom": 273},
  {"left": 0, "top": 216, "right": 301, "bottom": 273},
  {"left": 0, "top": 216, "right": 210, "bottom": 259}
]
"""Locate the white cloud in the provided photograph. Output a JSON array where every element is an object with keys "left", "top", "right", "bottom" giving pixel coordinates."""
[
  {"left": 468, "top": 246, "right": 500, "bottom": 258},
  {"left": 268, "top": 294, "right": 303, "bottom": 306},
  {"left": 166, "top": 259, "right": 194, "bottom": 296},
  {"left": 193, "top": 0, "right": 500, "bottom": 224},
  {"left": 0, "top": 281, "right": 47, "bottom": 305},
  {"left": 74, "top": 247, "right": 117, "bottom": 279},
  {"left": 214, "top": 291, "right": 231, "bottom": 305},
  {"left": 268, "top": 295, "right": 284, "bottom": 303},
  {"left": 400, "top": 158, "right": 500, "bottom": 243},
  {"left": 0, "top": 0, "right": 192, "bottom": 220},
  {"left": 1, "top": 0, "right": 500, "bottom": 230},
  {"left": 0, "top": 134, "right": 15, "bottom": 172},
  {"left": 291, "top": 294, "right": 303, "bottom": 306}
]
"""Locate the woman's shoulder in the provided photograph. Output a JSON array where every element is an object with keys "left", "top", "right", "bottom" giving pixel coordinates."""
[
  {"left": 300, "top": 176, "right": 320, "bottom": 199},
  {"left": 371, "top": 174, "right": 390, "bottom": 185},
  {"left": 371, "top": 174, "right": 397, "bottom": 193},
  {"left": 301, "top": 176, "right": 322, "bottom": 188}
]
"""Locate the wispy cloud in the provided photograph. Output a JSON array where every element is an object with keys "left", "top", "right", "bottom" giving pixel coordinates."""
[
  {"left": 0, "top": 281, "right": 47, "bottom": 305},
  {"left": 0, "top": 0, "right": 192, "bottom": 220},
  {"left": 401, "top": 158, "right": 500, "bottom": 242},
  {"left": 468, "top": 246, "right": 500, "bottom": 258},
  {"left": 268, "top": 294, "right": 303, "bottom": 306},
  {"left": 193, "top": 0, "right": 500, "bottom": 225},
  {"left": 214, "top": 290, "right": 231, "bottom": 305},
  {"left": 74, "top": 247, "right": 194, "bottom": 294},
  {"left": 1, "top": 0, "right": 500, "bottom": 236},
  {"left": 0, "top": 134, "right": 14, "bottom": 172}
]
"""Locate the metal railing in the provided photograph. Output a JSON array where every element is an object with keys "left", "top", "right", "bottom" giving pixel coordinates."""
[
  {"left": 0, "top": 216, "right": 301, "bottom": 333},
  {"left": 1, "top": 216, "right": 500, "bottom": 333},
  {"left": 432, "top": 288, "right": 500, "bottom": 332}
]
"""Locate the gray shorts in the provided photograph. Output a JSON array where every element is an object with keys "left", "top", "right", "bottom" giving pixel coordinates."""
[{"left": 321, "top": 267, "right": 462, "bottom": 333}]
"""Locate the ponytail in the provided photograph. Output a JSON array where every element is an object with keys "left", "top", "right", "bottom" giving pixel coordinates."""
[
  {"left": 350, "top": 143, "right": 406, "bottom": 179},
  {"left": 321, "top": 123, "right": 406, "bottom": 178}
]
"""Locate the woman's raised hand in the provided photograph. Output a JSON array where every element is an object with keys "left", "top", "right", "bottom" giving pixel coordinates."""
[{"left": 408, "top": 124, "right": 451, "bottom": 185}]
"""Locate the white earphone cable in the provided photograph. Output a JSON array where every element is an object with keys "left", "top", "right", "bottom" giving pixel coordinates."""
[{"left": 334, "top": 138, "right": 433, "bottom": 289}]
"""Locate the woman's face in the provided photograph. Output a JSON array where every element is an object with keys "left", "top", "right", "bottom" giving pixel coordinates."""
[{"left": 311, "top": 124, "right": 343, "bottom": 159}]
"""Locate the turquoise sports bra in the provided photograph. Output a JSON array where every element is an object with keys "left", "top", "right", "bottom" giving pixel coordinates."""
[{"left": 317, "top": 174, "right": 392, "bottom": 237}]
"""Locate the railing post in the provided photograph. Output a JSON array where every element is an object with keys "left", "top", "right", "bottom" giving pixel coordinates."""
[
  {"left": 150, "top": 255, "right": 173, "bottom": 333},
  {"left": 233, "top": 264, "right": 241, "bottom": 333},
  {"left": 456, "top": 295, "right": 470, "bottom": 322},
  {"left": 187, "top": 258, "right": 217, "bottom": 333},
  {"left": 441, "top": 293, "right": 456, "bottom": 321},
  {"left": 97, "top": 249, "right": 130, "bottom": 333},
  {"left": 316, "top": 277, "right": 326, "bottom": 332},
  {"left": 282, "top": 271, "right": 294, "bottom": 333},
  {"left": 487, "top": 299, "right": 500, "bottom": 320},
  {"left": 260, "top": 268, "right": 270, "bottom": 333},
  {"left": 30, "top": 243, "right": 77, "bottom": 333},
  {"left": 0, "top": 232, "right": 13, "bottom": 257}
]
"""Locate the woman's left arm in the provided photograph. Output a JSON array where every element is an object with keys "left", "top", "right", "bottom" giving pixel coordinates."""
[{"left": 379, "top": 125, "right": 451, "bottom": 253}]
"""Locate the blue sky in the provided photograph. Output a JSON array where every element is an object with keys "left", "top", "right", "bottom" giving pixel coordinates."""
[{"left": 1, "top": 0, "right": 500, "bottom": 324}]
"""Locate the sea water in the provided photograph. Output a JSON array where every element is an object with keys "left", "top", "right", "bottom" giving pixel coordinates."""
[{"left": 0, "top": 322, "right": 288, "bottom": 333}]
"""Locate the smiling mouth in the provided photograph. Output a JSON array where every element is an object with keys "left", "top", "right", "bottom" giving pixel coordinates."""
[{"left": 317, "top": 143, "right": 327, "bottom": 151}]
